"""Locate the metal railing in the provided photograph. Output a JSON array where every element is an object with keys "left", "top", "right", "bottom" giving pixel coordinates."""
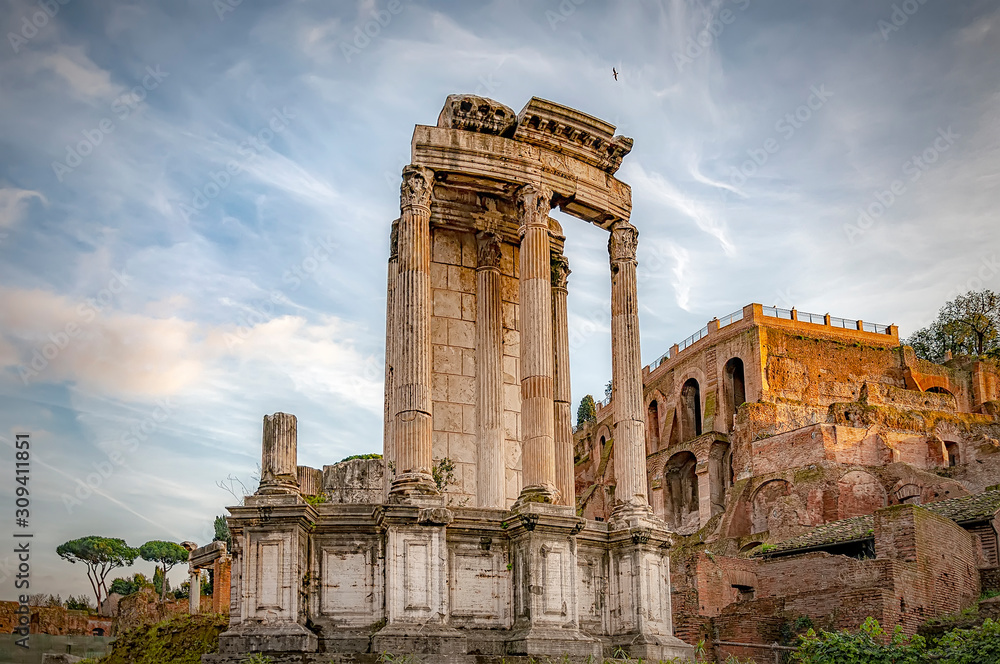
[
  {"left": 863, "top": 321, "right": 890, "bottom": 334},
  {"left": 678, "top": 325, "right": 709, "bottom": 352},
  {"left": 718, "top": 308, "right": 744, "bottom": 328},
  {"left": 762, "top": 306, "right": 794, "bottom": 319},
  {"left": 798, "top": 310, "right": 825, "bottom": 325}
]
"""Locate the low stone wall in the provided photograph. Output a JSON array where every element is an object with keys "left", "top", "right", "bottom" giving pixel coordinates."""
[{"left": 0, "top": 602, "right": 112, "bottom": 636}]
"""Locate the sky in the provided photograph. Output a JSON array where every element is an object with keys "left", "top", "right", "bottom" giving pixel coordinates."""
[{"left": 0, "top": 0, "right": 998, "bottom": 600}]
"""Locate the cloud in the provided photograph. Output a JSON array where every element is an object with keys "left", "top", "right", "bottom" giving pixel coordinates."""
[
  {"left": 624, "top": 161, "right": 736, "bottom": 257},
  {"left": 39, "top": 46, "right": 119, "bottom": 102},
  {"left": 0, "top": 187, "right": 45, "bottom": 228}
]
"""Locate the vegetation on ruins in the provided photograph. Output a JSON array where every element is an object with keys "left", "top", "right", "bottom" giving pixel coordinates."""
[
  {"left": 340, "top": 452, "right": 383, "bottom": 462},
  {"left": 138, "top": 540, "right": 190, "bottom": 601},
  {"left": 791, "top": 616, "right": 1000, "bottom": 663},
  {"left": 907, "top": 289, "right": 1000, "bottom": 361},
  {"left": 432, "top": 456, "right": 457, "bottom": 491},
  {"left": 577, "top": 394, "right": 597, "bottom": 426},
  {"left": 56, "top": 535, "right": 138, "bottom": 609},
  {"left": 79, "top": 611, "right": 228, "bottom": 664}
]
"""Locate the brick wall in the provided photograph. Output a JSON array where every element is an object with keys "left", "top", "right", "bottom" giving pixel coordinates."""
[
  {"left": 0, "top": 602, "right": 113, "bottom": 635},
  {"left": 875, "top": 505, "right": 980, "bottom": 635}
]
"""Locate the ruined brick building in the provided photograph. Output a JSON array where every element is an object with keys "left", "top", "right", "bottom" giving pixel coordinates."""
[{"left": 574, "top": 302, "right": 1000, "bottom": 659}]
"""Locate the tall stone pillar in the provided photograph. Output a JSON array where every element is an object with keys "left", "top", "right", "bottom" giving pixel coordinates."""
[
  {"left": 551, "top": 254, "right": 575, "bottom": 508},
  {"left": 476, "top": 232, "right": 505, "bottom": 509},
  {"left": 390, "top": 165, "right": 437, "bottom": 498},
  {"left": 516, "top": 183, "right": 557, "bottom": 505},
  {"left": 608, "top": 220, "right": 651, "bottom": 518},
  {"left": 259, "top": 412, "right": 298, "bottom": 494},
  {"left": 383, "top": 220, "right": 399, "bottom": 499}
]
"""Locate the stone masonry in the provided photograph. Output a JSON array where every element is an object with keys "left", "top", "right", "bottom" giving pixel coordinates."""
[{"left": 207, "top": 95, "right": 694, "bottom": 662}]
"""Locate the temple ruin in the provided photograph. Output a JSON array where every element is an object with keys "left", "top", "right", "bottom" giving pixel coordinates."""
[{"left": 206, "top": 95, "right": 694, "bottom": 662}]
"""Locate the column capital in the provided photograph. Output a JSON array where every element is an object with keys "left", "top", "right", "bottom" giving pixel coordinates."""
[
  {"left": 400, "top": 165, "right": 434, "bottom": 211},
  {"left": 609, "top": 219, "right": 638, "bottom": 264},
  {"left": 516, "top": 183, "right": 554, "bottom": 231},
  {"left": 476, "top": 232, "right": 502, "bottom": 271},
  {"left": 551, "top": 254, "right": 571, "bottom": 291},
  {"left": 389, "top": 219, "right": 400, "bottom": 261}
]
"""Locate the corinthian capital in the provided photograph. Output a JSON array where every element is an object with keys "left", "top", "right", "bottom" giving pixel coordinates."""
[
  {"left": 400, "top": 165, "right": 434, "bottom": 210},
  {"left": 477, "top": 232, "right": 502, "bottom": 270},
  {"left": 515, "top": 183, "right": 553, "bottom": 230},
  {"left": 551, "top": 254, "right": 571, "bottom": 290},
  {"left": 609, "top": 220, "right": 638, "bottom": 264}
]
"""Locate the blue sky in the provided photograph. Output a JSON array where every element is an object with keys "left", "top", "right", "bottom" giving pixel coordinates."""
[{"left": 0, "top": 0, "right": 998, "bottom": 598}]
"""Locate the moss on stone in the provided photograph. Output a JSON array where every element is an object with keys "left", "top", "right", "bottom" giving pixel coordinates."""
[{"left": 91, "top": 612, "right": 228, "bottom": 664}]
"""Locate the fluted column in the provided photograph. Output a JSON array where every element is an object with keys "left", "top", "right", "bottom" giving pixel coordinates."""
[
  {"left": 390, "top": 165, "right": 437, "bottom": 497},
  {"left": 189, "top": 568, "right": 201, "bottom": 614},
  {"left": 516, "top": 183, "right": 558, "bottom": 504},
  {"left": 609, "top": 220, "right": 651, "bottom": 516},
  {"left": 383, "top": 220, "right": 399, "bottom": 499},
  {"left": 476, "top": 232, "right": 505, "bottom": 509},
  {"left": 551, "top": 254, "right": 575, "bottom": 507},
  {"left": 259, "top": 412, "right": 297, "bottom": 494}
]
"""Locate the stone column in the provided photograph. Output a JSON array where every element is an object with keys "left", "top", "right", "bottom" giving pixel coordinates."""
[
  {"left": 390, "top": 165, "right": 437, "bottom": 497},
  {"left": 476, "top": 232, "right": 505, "bottom": 509},
  {"left": 383, "top": 220, "right": 399, "bottom": 499},
  {"left": 551, "top": 254, "right": 575, "bottom": 507},
  {"left": 608, "top": 221, "right": 651, "bottom": 517},
  {"left": 189, "top": 568, "right": 201, "bottom": 614},
  {"left": 516, "top": 183, "right": 557, "bottom": 505},
  {"left": 259, "top": 412, "right": 297, "bottom": 494}
]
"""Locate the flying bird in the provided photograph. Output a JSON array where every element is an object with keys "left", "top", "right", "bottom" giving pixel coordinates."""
[{"left": 613, "top": 68, "right": 619, "bottom": 81}]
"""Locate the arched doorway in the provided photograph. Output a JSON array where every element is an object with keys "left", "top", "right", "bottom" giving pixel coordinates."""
[
  {"left": 663, "top": 451, "right": 699, "bottom": 531},
  {"left": 724, "top": 357, "right": 746, "bottom": 431},
  {"left": 680, "top": 379, "right": 702, "bottom": 442},
  {"left": 709, "top": 441, "right": 733, "bottom": 516},
  {"left": 646, "top": 400, "right": 660, "bottom": 454}
]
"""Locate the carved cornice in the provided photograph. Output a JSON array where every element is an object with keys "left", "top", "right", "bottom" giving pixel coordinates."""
[
  {"left": 400, "top": 165, "right": 434, "bottom": 211},
  {"left": 476, "top": 232, "right": 502, "bottom": 271},
  {"left": 551, "top": 254, "right": 571, "bottom": 290},
  {"left": 609, "top": 220, "right": 638, "bottom": 264},
  {"left": 516, "top": 183, "right": 553, "bottom": 231},
  {"left": 437, "top": 94, "right": 517, "bottom": 136}
]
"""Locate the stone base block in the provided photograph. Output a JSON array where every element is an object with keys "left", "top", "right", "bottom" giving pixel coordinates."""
[
  {"left": 216, "top": 621, "right": 318, "bottom": 654},
  {"left": 319, "top": 629, "right": 374, "bottom": 654},
  {"left": 610, "top": 633, "right": 695, "bottom": 661},
  {"left": 506, "top": 627, "right": 602, "bottom": 657},
  {"left": 372, "top": 623, "right": 468, "bottom": 655}
]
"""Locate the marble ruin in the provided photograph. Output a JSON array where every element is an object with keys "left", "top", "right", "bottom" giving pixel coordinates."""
[{"left": 207, "top": 95, "right": 694, "bottom": 662}]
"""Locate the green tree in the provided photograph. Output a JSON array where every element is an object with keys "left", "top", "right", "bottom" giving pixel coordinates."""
[
  {"left": 907, "top": 290, "right": 1000, "bottom": 361},
  {"left": 213, "top": 515, "right": 232, "bottom": 549},
  {"left": 109, "top": 572, "right": 151, "bottom": 597},
  {"left": 576, "top": 394, "right": 597, "bottom": 427},
  {"left": 138, "top": 540, "right": 189, "bottom": 601},
  {"left": 56, "top": 536, "right": 137, "bottom": 610},
  {"left": 65, "top": 594, "right": 95, "bottom": 612}
]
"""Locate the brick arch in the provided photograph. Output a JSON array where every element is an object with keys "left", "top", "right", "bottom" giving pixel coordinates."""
[
  {"left": 644, "top": 389, "right": 668, "bottom": 454},
  {"left": 750, "top": 479, "right": 794, "bottom": 534},
  {"left": 837, "top": 469, "right": 887, "bottom": 519}
]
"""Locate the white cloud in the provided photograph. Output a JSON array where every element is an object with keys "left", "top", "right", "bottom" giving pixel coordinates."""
[{"left": 0, "top": 187, "right": 45, "bottom": 228}]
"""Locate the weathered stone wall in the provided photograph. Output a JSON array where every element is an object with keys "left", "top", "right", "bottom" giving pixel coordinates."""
[
  {"left": 427, "top": 228, "right": 524, "bottom": 506},
  {"left": 323, "top": 458, "right": 384, "bottom": 503},
  {"left": 0, "top": 602, "right": 112, "bottom": 636}
]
